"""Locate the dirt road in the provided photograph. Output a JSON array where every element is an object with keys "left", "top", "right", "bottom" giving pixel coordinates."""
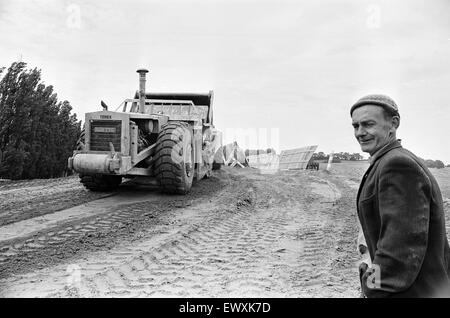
[{"left": 0, "top": 164, "right": 416, "bottom": 297}]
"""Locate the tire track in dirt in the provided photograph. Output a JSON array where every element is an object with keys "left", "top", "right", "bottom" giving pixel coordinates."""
[
  {"left": 0, "top": 170, "right": 240, "bottom": 287},
  {"left": 320, "top": 172, "right": 371, "bottom": 296},
  {"left": 265, "top": 171, "right": 361, "bottom": 297},
  {"left": 0, "top": 178, "right": 69, "bottom": 191},
  {"left": 1, "top": 207, "right": 166, "bottom": 278},
  {"left": 0, "top": 168, "right": 362, "bottom": 298},
  {"left": 78, "top": 190, "right": 262, "bottom": 298},
  {"left": 0, "top": 176, "right": 114, "bottom": 226}
]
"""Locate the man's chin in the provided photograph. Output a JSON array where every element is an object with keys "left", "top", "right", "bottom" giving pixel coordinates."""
[{"left": 359, "top": 144, "right": 373, "bottom": 154}]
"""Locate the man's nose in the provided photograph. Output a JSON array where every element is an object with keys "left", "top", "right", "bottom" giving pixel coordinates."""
[{"left": 355, "top": 126, "right": 366, "bottom": 138}]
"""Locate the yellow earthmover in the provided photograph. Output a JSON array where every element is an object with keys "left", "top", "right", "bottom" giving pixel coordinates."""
[{"left": 68, "top": 68, "right": 221, "bottom": 194}]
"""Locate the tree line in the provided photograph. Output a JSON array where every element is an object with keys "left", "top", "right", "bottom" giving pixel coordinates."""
[
  {"left": 0, "top": 62, "right": 81, "bottom": 180},
  {"left": 421, "top": 159, "right": 446, "bottom": 169},
  {"left": 244, "top": 148, "right": 277, "bottom": 157},
  {"left": 312, "top": 151, "right": 364, "bottom": 162},
  {"left": 311, "top": 151, "right": 447, "bottom": 169}
]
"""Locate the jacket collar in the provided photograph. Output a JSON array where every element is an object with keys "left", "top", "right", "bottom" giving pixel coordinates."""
[
  {"left": 356, "top": 139, "right": 402, "bottom": 204},
  {"left": 368, "top": 139, "right": 402, "bottom": 166}
]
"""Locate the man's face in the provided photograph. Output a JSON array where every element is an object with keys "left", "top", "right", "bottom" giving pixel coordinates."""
[{"left": 351, "top": 105, "right": 395, "bottom": 155}]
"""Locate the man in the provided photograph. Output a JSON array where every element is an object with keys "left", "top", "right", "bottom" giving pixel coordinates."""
[{"left": 350, "top": 94, "right": 450, "bottom": 297}]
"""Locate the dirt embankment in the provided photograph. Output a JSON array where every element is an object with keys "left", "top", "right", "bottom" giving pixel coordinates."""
[
  {"left": 0, "top": 176, "right": 111, "bottom": 226},
  {"left": 0, "top": 165, "right": 393, "bottom": 297}
]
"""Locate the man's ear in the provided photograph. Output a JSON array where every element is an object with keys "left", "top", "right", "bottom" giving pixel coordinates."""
[{"left": 391, "top": 116, "right": 400, "bottom": 130}]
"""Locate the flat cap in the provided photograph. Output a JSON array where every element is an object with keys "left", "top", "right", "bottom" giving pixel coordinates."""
[{"left": 350, "top": 94, "right": 399, "bottom": 116}]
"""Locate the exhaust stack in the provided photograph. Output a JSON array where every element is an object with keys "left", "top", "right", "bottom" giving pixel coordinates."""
[{"left": 136, "top": 68, "right": 149, "bottom": 113}]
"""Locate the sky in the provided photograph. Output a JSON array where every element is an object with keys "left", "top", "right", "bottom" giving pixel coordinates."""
[{"left": 1, "top": 0, "right": 449, "bottom": 163}]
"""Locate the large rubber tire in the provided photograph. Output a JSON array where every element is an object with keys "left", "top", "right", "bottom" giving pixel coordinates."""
[
  {"left": 154, "top": 122, "right": 194, "bottom": 194},
  {"left": 80, "top": 174, "right": 122, "bottom": 191}
]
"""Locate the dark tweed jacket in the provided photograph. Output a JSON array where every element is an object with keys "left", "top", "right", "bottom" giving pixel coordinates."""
[{"left": 357, "top": 139, "right": 450, "bottom": 297}]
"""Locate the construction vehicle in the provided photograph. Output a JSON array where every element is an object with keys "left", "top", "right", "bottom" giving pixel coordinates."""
[{"left": 68, "top": 68, "right": 221, "bottom": 194}]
